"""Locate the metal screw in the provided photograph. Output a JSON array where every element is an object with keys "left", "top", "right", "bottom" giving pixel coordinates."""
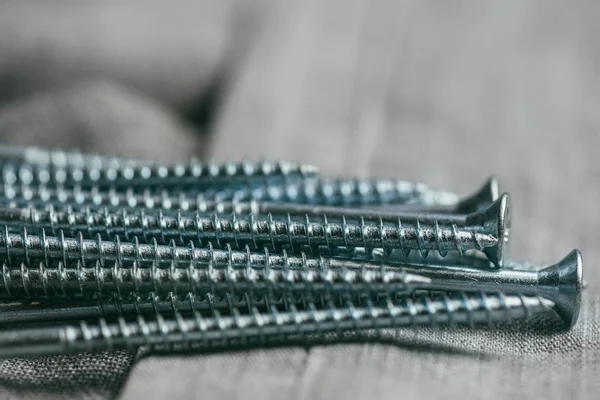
[
  {"left": 393, "top": 249, "right": 583, "bottom": 327},
  {"left": 0, "top": 228, "right": 577, "bottom": 326},
  {"left": 0, "top": 178, "right": 495, "bottom": 217},
  {"left": 222, "top": 177, "right": 460, "bottom": 206},
  {"left": 0, "top": 291, "right": 364, "bottom": 325},
  {"left": 0, "top": 145, "right": 147, "bottom": 169},
  {"left": 372, "top": 176, "right": 499, "bottom": 214},
  {"left": 0, "top": 254, "right": 429, "bottom": 300},
  {"left": 0, "top": 292, "right": 251, "bottom": 325},
  {"left": 0, "top": 177, "right": 472, "bottom": 214},
  {"left": 0, "top": 193, "right": 510, "bottom": 265},
  {"left": 224, "top": 177, "right": 498, "bottom": 220},
  {"left": 0, "top": 160, "right": 319, "bottom": 190},
  {"left": 0, "top": 184, "right": 235, "bottom": 212},
  {"left": 0, "top": 184, "right": 258, "bottom": 214},
  {"left": 0, "top": 243, "right": 578, "bottom": 326},
  {"left": 0, "top": 292, "right": 554, "bottom": 358}
]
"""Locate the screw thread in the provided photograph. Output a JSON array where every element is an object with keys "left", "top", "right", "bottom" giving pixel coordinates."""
[
  {"left": 0, "top": 177, "right": 460, "bottom": 211},
  {"left": 0, "top": 292, "right": 554, "bottom": 357},
  {"left": 0, "top": 145, "right": 146, "bottom": 169},
  {"left": 1, "top": 208, "right": 498, "bottom": 258},
  {"left": 0, "top": 184, "right": 254, "bottom": 214},
  {"left": 0, "top": 160, "right": 318, "bottom": 189},
  {"left": 0, "top": 291, "right": 363, "bottom": 325},
  {"left": 0, "top": 256, "right": 423, "bottom": 299},
  {"left": 228, "top": 178, "right": 458, "bottom": 206}
]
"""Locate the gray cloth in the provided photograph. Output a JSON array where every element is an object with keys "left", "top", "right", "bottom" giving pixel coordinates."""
[{"left": 0, "top": 1, "right": 599, "bottom": 399}]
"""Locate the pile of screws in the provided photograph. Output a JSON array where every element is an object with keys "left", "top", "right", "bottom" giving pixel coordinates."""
[{"left": 0, "top": 145, "right": 583, "bottom": 357}]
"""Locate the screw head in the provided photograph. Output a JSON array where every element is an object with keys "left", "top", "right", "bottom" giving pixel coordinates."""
[
  {"left": 455, "top": 176, "right": 500, "bottom": 214},
  {"left": 465, "top": 192, "right": 510, "bottom": 267},
  {"left": 538, "top": 249, "right": 583, "bottom": 328}
]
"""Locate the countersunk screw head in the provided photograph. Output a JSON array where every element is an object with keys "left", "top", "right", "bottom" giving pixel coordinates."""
[
  {"left": 455, "top": 176, "right": 500, "bottom": 214},
  {"left": 392, "top": 248, "right": 583, "bottom": 328},
  {"left": 465, "top": 193, "right": 510, "bottom": 267},
  {"left": 536, "top": 249, "right": 583, "bottom": 327}
]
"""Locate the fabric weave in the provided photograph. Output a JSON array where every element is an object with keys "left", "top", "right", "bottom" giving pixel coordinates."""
[{"left": 0, "top": 1, "right": 598, "bottom": 399}]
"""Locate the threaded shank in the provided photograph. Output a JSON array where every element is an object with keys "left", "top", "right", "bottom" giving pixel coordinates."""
[
  {"left": 0, "top": 258, "right": 420, "bottom": 299},
  {"left": 0, "top": 208, "right": 498, "bottom": 258},
  {"left": 0, "top": 177, "right": 459, "bottom": 209},
  {"left": 0, "top": 160, "right": 317, "bottom": 189},
  {"left": 0, "top": 293, "right": 553, "bottom": 357}
]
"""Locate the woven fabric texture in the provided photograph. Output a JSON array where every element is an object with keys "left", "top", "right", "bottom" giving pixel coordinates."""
[{"left": 0, "top": 1, "right": 598, "bottom": 399}]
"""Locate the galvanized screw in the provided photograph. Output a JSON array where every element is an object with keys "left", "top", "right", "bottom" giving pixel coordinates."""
[
  {"left": 0, "top": 292, "right": 554, "bottom": 357},
  {"left": 0, "top": 145, "right": 147, "bottom": 169},
  {"left": 373, "top": 176, "right": 499, "bottom": 214},
  {"left": 0, "top": 193, "right": 510, "bottom": 265},
  {"left": 393, "top": 249, "right": 583, "bottom": 327},
  {"left": 0, "top": 160, "right": 319, "bottom": 190},
  {"left": 0, "top": 291, "right": 361, "bottom": 325},
  {"left": 220, "top": 177, "right": 461, "bottom": 206},
  {"left": 228, "top": 177, "right": 498, "bottom": 220},
  {"left": 0, "top": 177, "right": 475, "bottom": 213},
  {"left": 0, "top": 255, "right": 430, "bottom": 300},
  {"left": 0, "top": 181, "right": 488, "bottom": 217},
  {"left": 0, "top": 237, "right": 579, "bottom": 326}
]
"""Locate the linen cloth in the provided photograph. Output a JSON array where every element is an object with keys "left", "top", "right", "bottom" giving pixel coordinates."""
[{"left": 0, "top": 1, "right": 598, "bottom": 399}]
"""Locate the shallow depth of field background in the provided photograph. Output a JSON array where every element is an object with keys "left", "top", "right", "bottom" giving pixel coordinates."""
[{"left": 0, "top": 1, "right": 597, "bottom": 399}]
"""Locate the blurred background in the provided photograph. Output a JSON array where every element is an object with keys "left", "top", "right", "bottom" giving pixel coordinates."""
[{"left": 0, "top": 1, "right": 598, "bottom": 399}]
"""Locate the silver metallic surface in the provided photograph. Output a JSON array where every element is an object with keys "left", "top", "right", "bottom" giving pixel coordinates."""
[
  {"left": 374, "top": 176, "right": 499, "bottom": 214},
  {"left": 0, "top": 254, "right": 429, "bottom": 300},
  {"left": 0, "top": 160, "right": 319, "bottom": 189},
  {"left": 0, "top": 193, "right": 510, "bottom": 265},
  {"left": 0, "top": 145, "right": 581, "bottom": 360},
  {"left": 0, "top": 176, "right": 495, "bottom": 216},
  {"left": 188, "top": 176, "right": 497, "bottom": 219},
  {"left": 224, "top": 178, "right": 461, "bottom": 206},
  {"left": 0, "top": 145, "right": 148, "bottom": 168},
  {"left": 394, "top": 249, "right": 583, "bottom": 327},
  {"left": 0, "top": 291, "right": 386, "bottom": 325},
  {"left": 0, "top": 238, "right": 580, "bottom": 326},
  {"left": 0, "top": 177, "right": 467, "bottom": 211},
  {"left": 0, "top": 292, "right": 554, "bottom": 358}
]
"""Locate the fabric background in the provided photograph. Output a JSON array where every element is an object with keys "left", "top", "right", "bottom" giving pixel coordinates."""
[{"left": 0, "top": 1, "right": 598, "bottom": 399}]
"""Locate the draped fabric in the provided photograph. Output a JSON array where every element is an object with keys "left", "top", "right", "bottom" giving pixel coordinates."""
[{"left": 0, "top": 1, "right": 597, "bottom": 398}]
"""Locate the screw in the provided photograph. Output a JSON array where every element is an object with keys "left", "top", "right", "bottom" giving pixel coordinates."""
[
  {"left": 0, "top": 252, "right": 429, "bottom": 300},
  {"left": 0, "top": 177, "right": 469, "bottom": 215},
  {"left": 0, "top": 291, "right": 320, "bottom": 325},
  {"left": 0, "top": 288, "right": 431, "bottom": 325},
  {"left": 227, "top": 176, "right": 498, "bottom": 220},
  {"left": 221, "top": 177, "right": 461, "bottom": 206},
  {"left": 0, "top": 291, "right": 554, "bottom": 357},
  {"left": 453, "top": 176, "right": 499, "bottom": 213},
  {"left": 394, "top": 249, "right": 583, "bottom": 327},
  {"left": 0, "top": 179, "right": 496, "bottom": 227},
  {"left": 0, "top": 177, "right": 496, "bottom": 218},
  {"left": 0, "top": 184, "right": 254, "bottom": 214},
  {"left": 0, "top": 193, "right": 510, "bottom": 265},
  {"left": 0, "top": 243, "right": 578, "bottom": 327},
  {"left": 0, "top": 291, "right": 345, "bottom": 325},
  {"left": 0, "top": 160, "right": 319, "bottom": 190},
  {"left": 0, "top": 145, "right": 147, "bottom": 169},
  {"left": 372, "top": 176, "right": 499, "bottom": 214}
]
